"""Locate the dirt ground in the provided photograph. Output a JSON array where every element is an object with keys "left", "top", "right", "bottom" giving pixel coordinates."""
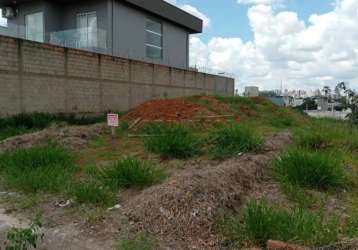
[{"left": 0, "top": 131, "right": 293, "bottom": 250}]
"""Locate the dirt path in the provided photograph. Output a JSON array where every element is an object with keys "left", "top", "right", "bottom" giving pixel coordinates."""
[{"left": 0, "top": 132, "right": 292, "bottom": 250}]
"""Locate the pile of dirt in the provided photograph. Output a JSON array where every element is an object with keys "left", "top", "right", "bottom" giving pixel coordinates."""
[
  {"left": 122, "top": 99, "right": 218, "bottom": 122},
  {"left": 0, "top": 123, "right": 106, "bottom": 153},
  {"left": 110, "top": 132, "right": 292, "bottom": 249},
  {"left": 189, "top": 96, "right": 233, "bottom": 115}
]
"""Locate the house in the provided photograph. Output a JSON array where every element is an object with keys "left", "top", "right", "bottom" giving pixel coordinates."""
[{"left": 0, "top": 0, "right": 203, "bottom": 69}]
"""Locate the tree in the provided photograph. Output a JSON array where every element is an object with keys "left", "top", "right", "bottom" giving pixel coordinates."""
[
  {"left": 322, "top": 86, "right": 332, "bottom": 101},
  {"left": 336, "top": 82, "right": 358, "bottom": 125}
]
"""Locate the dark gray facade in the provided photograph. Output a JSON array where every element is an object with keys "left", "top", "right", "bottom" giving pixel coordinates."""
[{"left": 0, "top": 0, "right": 202, "bottom": 69}]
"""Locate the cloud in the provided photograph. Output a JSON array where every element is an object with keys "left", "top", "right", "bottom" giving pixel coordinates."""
[
  {"left": 164, "top": 0, "right": 177, "bottom": 5},
  {"left": 190, "top": 0, "right": 358, "bottom": 92},
  {"left": 237, "top": 0, "right": 284, "bottom": 5},
  {"left": 163, "top": 0, "right": 211, "bottom": 29}
]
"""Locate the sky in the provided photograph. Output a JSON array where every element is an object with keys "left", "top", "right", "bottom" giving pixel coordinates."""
[{"left": 165, "top": 0, "right": 358, "bottom": 92}]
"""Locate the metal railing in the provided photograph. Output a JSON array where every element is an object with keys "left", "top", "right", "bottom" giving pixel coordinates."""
[{"left": 0, "top": 23, "right": 108, "bottom": 53}]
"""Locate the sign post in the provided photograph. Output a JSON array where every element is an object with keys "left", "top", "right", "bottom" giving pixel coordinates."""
[{"left": 107, "top": 113, "right": 119, "bottom": 138}]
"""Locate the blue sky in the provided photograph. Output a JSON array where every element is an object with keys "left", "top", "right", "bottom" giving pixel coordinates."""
[{"left": 177, "top": 0, "right": 334, "bottom": 42}]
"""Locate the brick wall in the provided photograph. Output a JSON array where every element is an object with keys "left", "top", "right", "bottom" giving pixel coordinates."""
[{"left": 0, "top": 35, "right": 235, "bottom": 116}]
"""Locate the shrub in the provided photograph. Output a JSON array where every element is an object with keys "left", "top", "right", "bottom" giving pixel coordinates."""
[
  {"left": 101, "top": 157, "right": 166, "bottom": 189},
  {"left": 219, "top": 200, "right": 339, "bottom": 247},
  {"left": 142, "top": 123, "right": 200, "bottom": 159},
  {"left": 274, "top": 149, "right": 345, "bottom": 190},
  {"left": 117, "top": 233, "right": 155, "bottom": 250},
  {"left": 71, "top": 181, "right": 116, "bottom": 207},
  {"left": 0, "top": 144, "right": 75, "bottom": 193},
  {"left": 208, "top": 122, "right": 262, "bottom": 158}
]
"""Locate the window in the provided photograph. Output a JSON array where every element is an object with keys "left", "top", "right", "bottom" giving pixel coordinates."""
[
  {"left": 77, "top": 12, "right": 97, "bottom": 48},
  {"left": 0, "top": 9, "right": 8, "bottom": 27},
  {"left": 25, "top": 12, "right": 44, "bottom": 42},
  {"left": 145, "top": 19, "right": 162, "bottom": 59}
]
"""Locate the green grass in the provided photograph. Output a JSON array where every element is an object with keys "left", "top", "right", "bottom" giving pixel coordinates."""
[
  {"left": 142, "top": 123, "right": 200, "bottom": 159},
  {"left": 295, "top": 129, "right": 329, "bottom": 151},
  {"left": 117, "top": 233, "right": 156, "bottom": 250},
  {"left": 71, "top": 180, "right": 117, "bottom": 207},
  {"left": 208, "top": 122, "right": 262, "bottom": 158},
  {"left": 0, "top": 144, "right": 76, "bottom": 193},
  {"left": 101, "top": 157, "right": 166, "bottom": 189},
  {"left": 218, "top": 200, "right": 339, "bottom": 248},
  {"left": 270, "top": 112, "right": 294, "bottom": 128},
  {"left": 274, "top": 148, "right": 346, "bottom": 190}
]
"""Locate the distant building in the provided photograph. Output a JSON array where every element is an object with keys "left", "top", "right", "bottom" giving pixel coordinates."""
[
  {"left": 315, "top": 97, "right": 329, "bottom": 111},
  {"left": 269, "top": 96, "right": 286, "bottom": 107},
  {"left": 244, "top": 86, "right": 259, "bottom": 97}
]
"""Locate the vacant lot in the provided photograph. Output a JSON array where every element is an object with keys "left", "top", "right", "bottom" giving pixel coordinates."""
[{"left": 0, "top": 95, "right": 357, "bottom": 250}]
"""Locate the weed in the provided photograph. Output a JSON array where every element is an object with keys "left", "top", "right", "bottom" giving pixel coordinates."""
[
  {"left": 274, "top": 148, "right": 346, "bottom": 190},
  {"left": 71, "top": 180, "right": 116, "bottom": 207},
  {"left": 0, "top": 144, "right": 75, "bottom": 193},
  {"left": 102, "top": 157, "right": 166, "bottom": 189},
  {"left": 295, "top": 129, "right": 328, "bottom": 150},
  {"left": 208, "top": 122, "right": 262, "bottom": 158},
  {"left": 5, "top": 216, "right": 44, "bottom": 250},
  {"left": 117, "top": 233, "right": 156, "bottom": 250},
  {"left": 270, "top": 114, "right": 294, "bottom": 128},
  {"left": 218, "top": 200, "right": 339, "bottom": 247},
  {"left": 215, "top": 96, "right": 257, "bottom": 110},
  {"left": 280, "top": 183, "right": 326, "bottom": 209},
  {"left": 143, "top": 123, "right": 200, "bottom": 159}
]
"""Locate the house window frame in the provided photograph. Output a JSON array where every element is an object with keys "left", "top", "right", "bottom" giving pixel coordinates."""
[
  {"left": 76, "top": 11, "right": 98, "bottom": 48},
  {"left": 25, "top": 11, "right": 44, "bottom": 42},
  {"left": 145, "top": 18, "right": 163, "bottom": 60}
]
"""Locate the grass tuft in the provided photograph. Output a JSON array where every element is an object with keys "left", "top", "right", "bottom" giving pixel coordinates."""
[
  {"left": 101, "top": 157, "right": 166, "bottom": 189},
  {"left": 219, "top": 200, "right": 339, "bottom": 247},
  {"left": 0, "top": 144, "right": 75, "bottom": 193},
  {"left": 117, "top": 233, "right": 155, "bottom": 250},
  {"left": 142, "top": 123, "right": 200, "bottom": 159},
  {"left": 208, "top": 122, "right": 262, "bottom": 158},
  {"left": 71, "top": 181, "right": 116, "bottom": 207},
  {"left": 274, "top": 148, "right": 345, "bottom": 190}
]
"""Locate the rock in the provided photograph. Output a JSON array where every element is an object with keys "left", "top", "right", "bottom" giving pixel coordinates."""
[{"left": 267, "top": 240, "right": 309, "bottom": 250}]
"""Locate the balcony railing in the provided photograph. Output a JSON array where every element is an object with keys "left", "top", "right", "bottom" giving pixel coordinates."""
[{"left": 0, "top": 23, "right": 108, "bottom": 53}]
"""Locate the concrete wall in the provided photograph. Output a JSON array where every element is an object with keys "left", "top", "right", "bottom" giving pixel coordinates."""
[{"left": 0, "top": 35, "right": 235, "bottom": 116}]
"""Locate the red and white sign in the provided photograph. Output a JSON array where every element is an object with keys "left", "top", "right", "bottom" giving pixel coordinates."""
[{"left": 107, "top": 113, "right": 119, "bottom": 127}]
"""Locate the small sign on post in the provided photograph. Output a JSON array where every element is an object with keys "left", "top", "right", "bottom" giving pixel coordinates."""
[{"left": 107, "top": 113, "right": 119, "bottom": 138}]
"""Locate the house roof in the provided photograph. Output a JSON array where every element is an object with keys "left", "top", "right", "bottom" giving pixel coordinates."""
[{"left": 0, "top": 0, "right": 203, "bottom": 33}]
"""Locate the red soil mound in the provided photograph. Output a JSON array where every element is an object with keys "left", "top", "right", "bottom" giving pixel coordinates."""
[{"left": 122, "top": 99, "right": 216, "bottom": 122}]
